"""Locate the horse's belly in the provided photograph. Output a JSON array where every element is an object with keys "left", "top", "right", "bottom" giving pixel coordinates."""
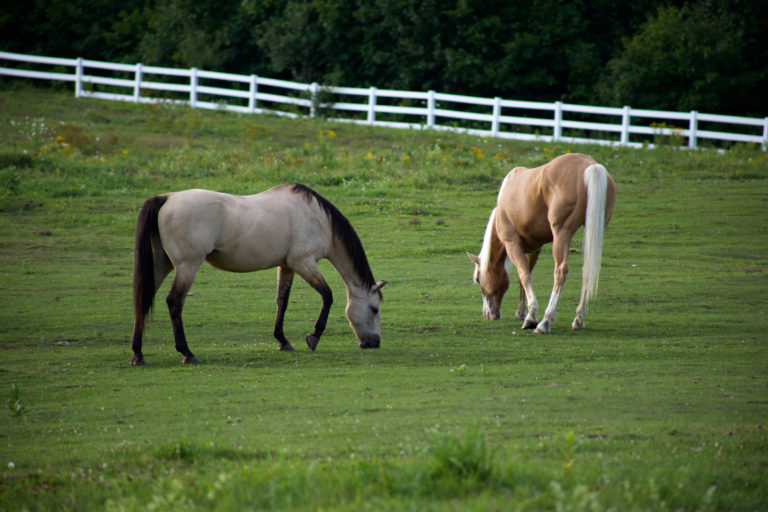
[
  {"left": 520, "top": 230, "right": 553, "bottom": 252},
  {"left": 205, "top": 247, "right": 284, "bottom": 273}
]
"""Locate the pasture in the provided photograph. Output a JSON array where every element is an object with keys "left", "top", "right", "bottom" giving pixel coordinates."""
[{"left": 1, "top": 85, "right": 767, "bottom": 510}]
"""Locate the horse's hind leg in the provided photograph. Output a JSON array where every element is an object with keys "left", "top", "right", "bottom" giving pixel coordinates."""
[
  {"left": 131, "top": 324, "right": 148, "bottom": 365},
  {"left": 273, "top": 266, "right": 296, "bottom": 351},
  {"left": 535, "top": 229, "right": 573, "bottom": 334},
  {"left": 166, "top": 264, "right": 201, "bottom": 364},
  {"left": 130, "top": 246, "right": 173, "bottom": 366},
  {"left": 572, "top": 294, "right": 587, "bottom": 330},
  {"left": 572, "top": 280, "right": 591, "bottom": 330}
]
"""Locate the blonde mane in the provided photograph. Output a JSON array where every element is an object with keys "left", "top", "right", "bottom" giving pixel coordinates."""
[{"left": 478, "top": 207, "right": 497, "bottom": 280}]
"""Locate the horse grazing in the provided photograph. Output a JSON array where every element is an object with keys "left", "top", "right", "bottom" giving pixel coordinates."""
[
  {"left": 131, "top": 183, "right": 387, "bottom": 365},
  {"left": 468, "top": 153, "right": 615, "bottom": 333}
]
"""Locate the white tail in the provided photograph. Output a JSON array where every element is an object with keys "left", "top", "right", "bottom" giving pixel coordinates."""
[{"left": 582, "top": 164, "right": 608, "bottom": 300}]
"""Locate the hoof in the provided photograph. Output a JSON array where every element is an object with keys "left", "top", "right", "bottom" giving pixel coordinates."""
[
  {"left": 278, "top": 342, "right": 295, "bottom": 352},
  {"left": 182, "top": 355, "right": 200, "bottom": 365},
  {"left": 130, "top": 356, "right": 145, "bottom": 366},
  {"left": 521, "top": 316, "right": 538, "bottom": 330},
  {"left": 534, "top": 322, "right": 551, "bottom": 334},
  {"left": 571, "top": 318, "right": 585, "bottom": 330},
  {"left": 306, "top": 334, "right": 320, "bottom": 351}
]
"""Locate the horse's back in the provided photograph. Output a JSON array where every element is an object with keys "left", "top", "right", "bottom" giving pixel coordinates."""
[
  {"left": 157, "top": 186, "right": 331, "bottom": 272},
  {"left": 497, "top": 153, "right": 610, "bottom": 248},
  {"left": 496, "top": 167, "right": 553, "bottom": 247},
  {"left": 540, "top": 154, "right": 615, "bottom": 226},
  {"left": 540, "top": 153, "right": 597, "bottom": 191}
]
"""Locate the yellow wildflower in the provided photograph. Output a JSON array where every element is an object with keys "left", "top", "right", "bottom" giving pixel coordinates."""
[{"left": 470, "top": 146, "right": 484, "bottom": 159}]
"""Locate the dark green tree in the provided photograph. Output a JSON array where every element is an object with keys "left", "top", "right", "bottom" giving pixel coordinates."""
[
  {"left": 1, "top": 0, "right": 764, "bottom": 115},
  {"left": 137, "top": 0, "right": 268, "bottom": 72},
  {"left": 599, "top": 0, "right": 768, "bottom": 116},
  {"left": 0, "top": 0, "right": 149, "bottom": 61}
]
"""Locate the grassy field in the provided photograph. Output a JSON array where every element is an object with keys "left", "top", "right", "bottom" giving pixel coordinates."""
[{"left": 1, "top": 84, "right": 767, "bottom": 510}]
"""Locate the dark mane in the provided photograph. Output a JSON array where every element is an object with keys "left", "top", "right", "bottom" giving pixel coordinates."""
[{"left": 290, "top": 183, "right": 376, "bottom": 288}]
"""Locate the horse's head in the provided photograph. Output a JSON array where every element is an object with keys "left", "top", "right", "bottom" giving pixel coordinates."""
[
  {"left": 468, "top": 252, "right": 509, "bottom": 321},
  {"left": 346, "top": 280, "right": 387, "bottom": 348}
]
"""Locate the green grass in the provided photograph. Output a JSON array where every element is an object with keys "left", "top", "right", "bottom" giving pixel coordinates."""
[{"left": 1, "top": 84, "right": 767, "bottom": 511}]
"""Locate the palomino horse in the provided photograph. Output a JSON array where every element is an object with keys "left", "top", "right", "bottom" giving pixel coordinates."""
[
  {"left": 131, "top": 183, "right": 387, "bottom": 365},
  {"left": 468, "top": 153, "right": 615, "bottom": 333}
]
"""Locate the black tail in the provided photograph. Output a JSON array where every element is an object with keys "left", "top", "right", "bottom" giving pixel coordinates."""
[{"left": 133, "top": 195, "right": 168, "bottom": 330}]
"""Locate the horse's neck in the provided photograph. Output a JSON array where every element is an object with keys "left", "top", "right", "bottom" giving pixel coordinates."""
[
  {"left": 481, "top": 209, "right": 508, "bottom": 275},
  {"left": 327, "top": 243, "right": 367, "bottom": 297},
  {"left": 488, "top": 226, "right": 508, "bottom": 270}
]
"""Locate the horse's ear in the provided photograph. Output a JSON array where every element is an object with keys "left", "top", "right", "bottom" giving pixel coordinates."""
[
  {"left": 372, "top": 280, "right": 388, "bottom": 293},
  {"left": 467, "top": 252, "right": 480, "bottom": 265}
]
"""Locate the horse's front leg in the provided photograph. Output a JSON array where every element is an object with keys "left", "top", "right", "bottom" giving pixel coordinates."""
[
  {"left": 514, "top": 282, "right": 527, "bottom": 321},
  {"left": 292, "top": 258, "right": 334, "bottom": 351},
  {"left": 306, "top": 280, "right": 333, "bottom": 351},
  {"left": 515, "top": 249, "right": 541, "bottom": 321},
  {"left": 273, "top": 266, "right": 296, "bottom": 351},
  {"left": 504, "top": 241, "right": 538, "bottom": 329}
]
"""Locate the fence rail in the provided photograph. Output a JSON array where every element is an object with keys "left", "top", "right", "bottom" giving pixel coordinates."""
[{"left": 2, "top": 50, "right": 766, "bottom": 150}]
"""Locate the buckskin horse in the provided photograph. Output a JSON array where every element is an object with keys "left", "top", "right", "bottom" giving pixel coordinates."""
[
  {"left": 131, "top": 183, "right": 387, "bottom": 365},
  {"left": 468, "top": 153, "right": 616, "bottom": 333}
]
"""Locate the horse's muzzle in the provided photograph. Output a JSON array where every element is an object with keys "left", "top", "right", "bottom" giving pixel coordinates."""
[
  {"left": 360, "top": 335, "right": 381, "bottom": 349},
  {"left": 482, "top": 296, "right": 501, "bottom": 321}
]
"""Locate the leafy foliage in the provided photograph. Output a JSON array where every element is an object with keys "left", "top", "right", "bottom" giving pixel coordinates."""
[
  {"left": 1, "top": 0, "right": 766, "bottom": 116},
  {"left": 599, "top": 0, "right": 768, "bottom": 115},
  {"left": 428, "top": 427, "right": 495, "bottom": 485}
]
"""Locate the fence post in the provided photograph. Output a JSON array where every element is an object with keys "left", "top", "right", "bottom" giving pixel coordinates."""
[
  {"left": 134, "top": 63, "right": 142, "bottom": 103},
  {"left": 367, "top": 87, "right": 377, "bottom": 125},
  {"left": 310, "top": 82, "right": 319, "bottom": 118},
  {"left": 553, "top": 101, "right": 563, "bottom": 141},
  {"left": 189, "top": 67, "right": 198, "bottom": 108},
  {"left": 427, "top": 90, "right": 436, "bottom": 128},
  {"left": 74, "top": 57, "right": 83, "bottom": 98},
  {"left": 249, "top": 75, "right": 258, "bottom": 113},
  {"left": 491, "top": 97, "right": 501, "bottom": 137},
  {"left": 620, "top": 106, "right": 631, "bottom": 146},
  {"left": 762, "top": 117, "right": 768, "bottom": 151},
  {"left": 688, "top": 110, "right": 698, "bottom": 149}
]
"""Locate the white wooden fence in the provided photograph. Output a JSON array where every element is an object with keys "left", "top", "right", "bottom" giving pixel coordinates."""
[{"left": 2, "top": 50, "right": 766, "bottom": 150}]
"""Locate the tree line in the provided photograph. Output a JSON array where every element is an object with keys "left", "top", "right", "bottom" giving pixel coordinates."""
[{"left": 2, "top": 0, "right": 766, "bottom": 117}]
